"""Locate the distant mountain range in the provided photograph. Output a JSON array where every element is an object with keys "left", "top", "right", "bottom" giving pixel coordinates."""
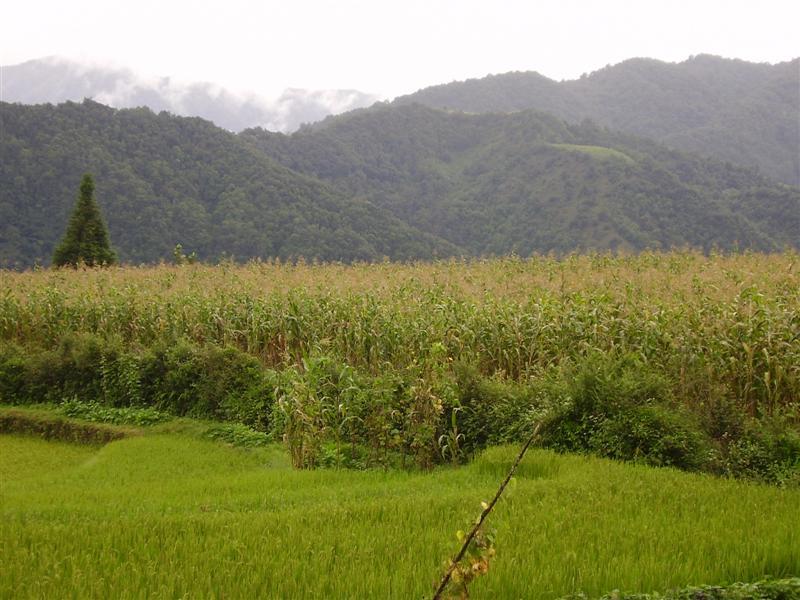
[
  {"left": 4, "top": 55, "right": 797, "bottom": 184},
  {"left": 1, "top": 54, "right": 798, "bottom": 268},
  {"left": 397, "top": 55, "right": 800, "bottom": 185},
  {"left": 1, "top": 99, "right": 797, "bottom": 268},
  {"left": 0, "top": 56, "right": 381, "bottom": 132},
  {"left": 245, "top": 103, "right": 799, "bottom": 257}
]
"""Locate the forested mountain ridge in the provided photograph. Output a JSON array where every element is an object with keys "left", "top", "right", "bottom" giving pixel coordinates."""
[
  {"left": 0, "top": 100, "right": 456, "bottom": 268},
  {"left": 395, "top": 55, "right": 800, "bottom": 185},
  {"left": 243, "top": 102, "right": 799, "bottom": 255},
  {"left": 2, "top": 99, "right": 798, "bottom": 269}
]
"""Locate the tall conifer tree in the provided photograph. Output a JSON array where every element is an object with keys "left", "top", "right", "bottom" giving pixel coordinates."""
[{"left": 52, "top": 174, "right": 117, "bottom": 267}]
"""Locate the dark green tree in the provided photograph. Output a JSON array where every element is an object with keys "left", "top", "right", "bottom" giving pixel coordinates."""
[{"left": 52, "top": 174, "right": 117, "bottom": 267}]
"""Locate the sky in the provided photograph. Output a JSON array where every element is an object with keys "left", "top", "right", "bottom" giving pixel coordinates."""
[{"left": 1, "top": 0, "right": 799, "bottom": 99}]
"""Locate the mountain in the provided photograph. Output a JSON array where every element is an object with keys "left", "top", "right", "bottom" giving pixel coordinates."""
[
  {"left": 0, "top": 100, "right": 455, "bottom": 268},
  {"left": 2, "top": 98, "right": 797, "bottom": 269},
  {"left": 242, "top": 103, "right": 799, "bottom": 255},
  {"left": 395, "top": 55, "right": 800, "bottom": 185},
  {"left": 1, "top": 56, "right": 380, "bottom": 132}
]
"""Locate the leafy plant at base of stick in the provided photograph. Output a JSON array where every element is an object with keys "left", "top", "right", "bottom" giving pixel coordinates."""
[{"left": 444, "top": 522, "right": 497, "bottom": 599}]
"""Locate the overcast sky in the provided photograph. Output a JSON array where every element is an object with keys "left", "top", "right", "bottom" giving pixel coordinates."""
[{"left": 2, "top": 0, "right": 798, "bottom": 99}]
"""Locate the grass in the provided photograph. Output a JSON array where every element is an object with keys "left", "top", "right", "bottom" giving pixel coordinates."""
[
  {"left": 1, "top": 431, "right": 798, "bottom": 599},
  {"left": 549, "top": 143, "right": 635, "bottom": 163},
  {"left": 0, "top": 434, "right": 95, "bottom": 483}
]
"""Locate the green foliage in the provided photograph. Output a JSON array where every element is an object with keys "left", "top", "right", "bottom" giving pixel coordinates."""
[
  {"left": 549, "top": 143, "right": 635, "bottom": 163},
  {"left": 172, "top": 243, "right": 198, "bottom": 265},
  {"left": 52, "top": 174, "right": 116, "bottom": 267},
  {"left": 0, "top": 254, "right": 798, "bottom": 481},
  {"left": 0, "top": 336, "right": 277, "bottom": 430},
  {"left": 561, "top": 578, "right": 800, "bottom": 600},
  {"left": 318, "top": 442, "right": 369, "bottom": 470},
  {"left": 717, "top": 419, "right": 800, "bottom": 486},
  {"left": 139, "top": 341, "right": 277, "bottom": 425},
  {"left": 2, "top": 96, "right": 799, "bottom": 268},
  {"left": 542, "top": 354, "right": 712, "bottom": 471},
  {"left": 591, "top": 405, "right": 711, "bottom": 471},
  {"left": 27, "top": 333, "right": 108, "bottom": 403},
  {"left": 454, "top": 363, "right": 550, "bottom": 452},
  {"left": 203, "top": 422, "right": 270, "bottom": 448},
  {"left": 57, "top": 397, "right": 169, "bottom": 426},
  {"left": 0, "top": 344, "right": 27, "bottom": 403},
  {"left": 274, "top": 353, "right": 456, "bottom": 470}
]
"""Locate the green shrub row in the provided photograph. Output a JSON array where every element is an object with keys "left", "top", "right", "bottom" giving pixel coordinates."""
[
  {"left": 539, "top": 355, "right": 800, "bottom": 484},
  {"left": 1, "top": 334, "right": 797, "bottom": 481},
  {"left": 0, "top": 334, "right": 276, "bottom": 426},
  {"left": 562, "top": 577, "right": 800, "bottom": 600}
]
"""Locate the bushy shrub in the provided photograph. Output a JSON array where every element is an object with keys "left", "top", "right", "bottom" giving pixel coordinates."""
[
  {"left": 140, "top": 341, "right": 277, "bottom": 428},
  {"left": 542, "top": 353, "right": 712, "bottom": 471},
  {"left": 0, "top": 334, "right": 141, "bottom": 407},
  {"left": 319, "top": 442, "right": 369, "bottom": 470},
  {"left": 0, "top": 344, "right": 27, "bottom": 403},
  {"left": 1, "top": 336, "right": 278, "bottom": 431},
  {"left": 717, "top": 419, "right": 800, "bottom": 485},
  {"left": 699, "top": 389, "right": 748, "bottom": 441},
  {"left": 1, "top": 333, "right": 109, "bottom": 404},
  {"left": 455, "top": 362, "right": 557, "bottom": 454},
  {"left": 592, "top": 404, "right": 711, "bottom": 470}
]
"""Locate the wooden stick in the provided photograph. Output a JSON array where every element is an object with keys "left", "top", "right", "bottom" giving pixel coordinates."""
[{"left": 432, "top": 422, "right": 542, "bottom": 600}]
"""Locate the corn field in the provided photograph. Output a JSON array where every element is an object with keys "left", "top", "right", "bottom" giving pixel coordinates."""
[{"left": 2, "top": 251, "right": 798, "bottom": 415}]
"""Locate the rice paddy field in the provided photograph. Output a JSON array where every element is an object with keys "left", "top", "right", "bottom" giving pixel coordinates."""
[
  {"left": 1, "top": 427, "right": 799, "bottom": 599},
  {"left": 1, "top": 252, "right": 799, "bottom": 597}
]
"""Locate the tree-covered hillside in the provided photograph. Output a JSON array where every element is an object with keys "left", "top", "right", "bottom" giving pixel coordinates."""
[
  {"left": 244, "top": 103, "right": 799, "bottom": 255},
  {"left": 0, "top": 100, "right": 455, "bottom": 267},
  {"left": 2, "top": 99, "right": 797, "bottom": 268},
  {"left": 396, "top": 55, "right": 800, "bottom": 185}
]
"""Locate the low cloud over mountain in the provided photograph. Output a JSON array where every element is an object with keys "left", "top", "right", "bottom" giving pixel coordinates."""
[{"left": 1, "top": 56, "right": 381, "bottom": 132}]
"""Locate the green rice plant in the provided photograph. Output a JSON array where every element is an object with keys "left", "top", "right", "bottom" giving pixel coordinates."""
[{"left": 1, "top": 435, "right": 798, "bottom": 598}]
